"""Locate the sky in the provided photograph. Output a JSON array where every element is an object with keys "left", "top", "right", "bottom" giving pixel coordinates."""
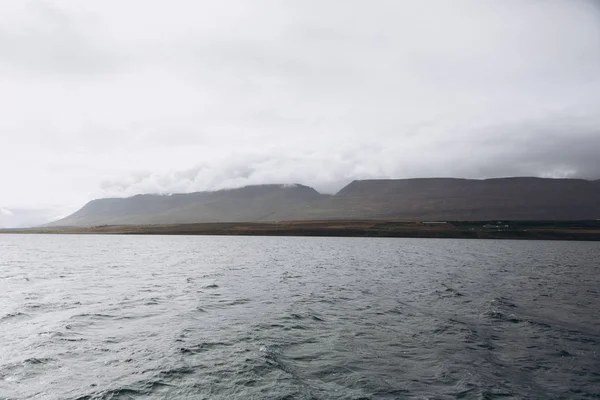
[{"left": 1, "top": 0, "right": 600, "bottom": 227}]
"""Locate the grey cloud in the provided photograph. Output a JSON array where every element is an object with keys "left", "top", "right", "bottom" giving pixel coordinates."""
[
  {"left": 0, "top": 0, "right": 599, "bottom": 220},
  {"left": 96, "top": 112, "right": 600, "bottom": 200},
  {"left": 0, "top": 1, "right": 127, "bottom": 75}
]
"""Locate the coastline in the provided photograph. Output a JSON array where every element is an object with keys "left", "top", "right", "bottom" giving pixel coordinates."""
[{"left": 2, "top": 220, "right": 600, "bottom": 241}]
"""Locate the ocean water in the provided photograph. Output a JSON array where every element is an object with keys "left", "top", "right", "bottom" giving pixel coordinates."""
[{"left": 0, "top": 235, "right": 599, "bottom": 400}]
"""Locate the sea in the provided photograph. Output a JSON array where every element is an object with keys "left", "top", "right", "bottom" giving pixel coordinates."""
[{"left": 0, "top": 234, "right": 599, "bottom": 399}]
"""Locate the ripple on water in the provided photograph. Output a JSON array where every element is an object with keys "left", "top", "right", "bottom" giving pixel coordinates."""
[{"left": 0, "top": 236, "right": 599, "bottom": 399}]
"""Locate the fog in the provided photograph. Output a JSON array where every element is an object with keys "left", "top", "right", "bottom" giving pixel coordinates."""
[{"left": 1, "top": 0, "right": 599, "bottom": 226}]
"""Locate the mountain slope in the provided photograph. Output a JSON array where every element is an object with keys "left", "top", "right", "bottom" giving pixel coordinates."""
[
  {"left": 49, "top": 184, "right": 326, "bottom": 227},
  {"left": 49, "top": 178, "right": 600, "bottom": 227},
  {"left": 271, "top": 177, "right": 600, "bottom": 221}
]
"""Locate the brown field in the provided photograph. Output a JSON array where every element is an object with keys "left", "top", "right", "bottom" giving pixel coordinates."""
[{"left": 2, "top": 220, "right": 600, "bottom": 241}]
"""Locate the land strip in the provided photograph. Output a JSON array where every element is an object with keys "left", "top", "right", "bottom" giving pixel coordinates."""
[{"left": 2, "top": 220, "right": 600, "bottom": 241}]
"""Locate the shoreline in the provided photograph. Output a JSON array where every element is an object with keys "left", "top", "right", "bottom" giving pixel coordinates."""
[{"left": 2, "top": 220, "right": 600, "bottom": 241}]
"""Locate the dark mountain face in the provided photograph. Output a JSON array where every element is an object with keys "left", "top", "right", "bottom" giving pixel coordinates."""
[
  {"left": 49, "top": 178, "right": 600, "bottom": 227},
  {"left": 274, "top": 177, "right": 600, "bottom": 221}
]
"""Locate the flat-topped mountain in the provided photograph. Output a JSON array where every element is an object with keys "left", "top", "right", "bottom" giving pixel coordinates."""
[
  {"left": 48, "top": 178, "right": 600, "bottom": 227},
  {"left": 49, "top": 184, "right": 324, "bottom": 227},
  {"left": 271, "top": 177, "right": 600, "bottom": 221}
]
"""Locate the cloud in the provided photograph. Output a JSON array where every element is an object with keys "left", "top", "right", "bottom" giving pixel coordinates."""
[
  {"left": 0, "top": 207, "right": 65, "bottom": 228},
  {"left": 0, "top": 1, "right": 128, "bottom": 76},
  {"left": 96, "top": 110, "right": 600, "bottom": 198},
  {"left": 0, "top": 0, "right": 599, "bottom": 215}
]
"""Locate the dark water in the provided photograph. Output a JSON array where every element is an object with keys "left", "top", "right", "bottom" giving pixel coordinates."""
[{"left": 1, "top": 235, "right": 599, "bottom": 399}]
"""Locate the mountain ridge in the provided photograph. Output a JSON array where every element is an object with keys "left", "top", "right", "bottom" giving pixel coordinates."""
[{"left": 48, "top": 177, "right": 600, "bottom": 227}]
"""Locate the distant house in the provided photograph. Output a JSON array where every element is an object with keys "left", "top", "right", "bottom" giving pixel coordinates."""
[{"left": 483, "top": 223, "right": 509, "bottom": 229}]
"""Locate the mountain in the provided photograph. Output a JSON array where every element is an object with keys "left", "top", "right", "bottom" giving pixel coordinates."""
[
  {"left": 271, "top": 177, "right": 600, "bottom": 221},
  {"left": 48, "top": 178, "right": 600, "bottom": 227},
  {"left": 49, "top": 184, "right": 325, "bottom": 227}
]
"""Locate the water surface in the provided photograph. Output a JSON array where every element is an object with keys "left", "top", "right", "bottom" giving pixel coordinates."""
[{"left": 1, "top": 235, "right": 599, "bottom": 399}]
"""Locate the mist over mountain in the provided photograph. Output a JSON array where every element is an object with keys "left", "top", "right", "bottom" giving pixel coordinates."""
[
  {"left": 2, "top": 1, "right": 600, "bottom": 227},
  {"left": 48, "top": 178, "right": 600, "bottom": 227},
  {"left": 0, "top": 208, "right": 63, "bottom": 229}
]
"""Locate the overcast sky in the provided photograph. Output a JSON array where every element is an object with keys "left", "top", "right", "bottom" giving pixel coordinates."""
[{"left": 1, "top": 0, "right": 600, "bottom": 226}]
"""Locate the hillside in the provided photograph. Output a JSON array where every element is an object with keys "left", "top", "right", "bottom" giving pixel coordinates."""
[
  {"left": 48, "top": 178, "right": 600, "bottom": 227},
  {"left": 272, "top": 177, "right": 600, "bottom": 221},
  {"left": 49, "top": 184, "right": 325, "bottom": 227}
]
